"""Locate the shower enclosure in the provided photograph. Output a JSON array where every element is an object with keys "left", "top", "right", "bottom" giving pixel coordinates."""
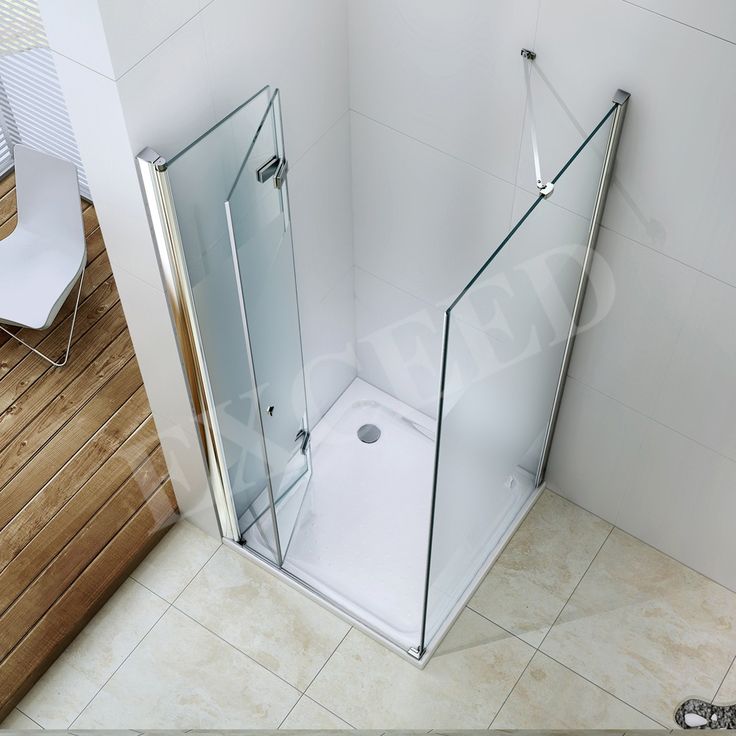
[{"left": 137, "top": 83, "right": 629, "bottom": 663}]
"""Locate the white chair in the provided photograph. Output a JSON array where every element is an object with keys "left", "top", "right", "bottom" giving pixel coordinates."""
[{"left": 0, "top": 144, "right": 86, "bottom": 366}]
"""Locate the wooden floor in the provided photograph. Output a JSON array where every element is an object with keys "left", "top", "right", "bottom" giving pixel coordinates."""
[{"left": 0, "top": 171, "right": 178, "bottom": 721}]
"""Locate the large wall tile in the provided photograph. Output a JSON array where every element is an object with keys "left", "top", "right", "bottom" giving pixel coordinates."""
[
  {"left": 290, "top": 114, "right": 354, "bottom": 307},
  {"left": 652, "top": 273, "right": 736, "bottom": 462},
  {"left": 349, "top": 0, "right": 539, "bottom": 183},
  {"left": 616, "top": 419, "right": 736, "bottom": 591},
  {"left": 355, "top": 267, "right": 444, "bottom": 417},
  {"left": 37, "top": 0, "right": 115, "bottom": 78},
  {"left": 200, "top": 0, "right": 349, "bottom": 164},
  {"left": 569, "top": 227, "right": 698, "bottom": 415},
  {"left": 351, "top": 111, "right": 516, "bottom": 310},
  {"left": 50, "top": 54, "right": 165, "bottom": 291},
  {"left": 116, "top": 13, "right": 217, "bottom": 158},
  {"left": 546, "top": 377, "right": 648, "bottom": 524},
  {"left": 99, "top": 0, "right": 208, "bottom": 79},
  {"left": 300, "top": 273, "right": 357, "bottom": 422},
  {"left": 625, "top": 0, "right": 736, "bottom": 44},
  {"left": 524, "top": 0, "right": 736, "bottom": 275}
]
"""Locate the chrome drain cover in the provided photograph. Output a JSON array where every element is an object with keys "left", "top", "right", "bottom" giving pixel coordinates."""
[{"left": 357, "top": 423, "right": 381, "bottom": 444}]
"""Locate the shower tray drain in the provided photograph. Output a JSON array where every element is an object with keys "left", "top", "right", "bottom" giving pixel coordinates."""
[{"left": 357, "top": 423, "right": 381, "bottom": 444}]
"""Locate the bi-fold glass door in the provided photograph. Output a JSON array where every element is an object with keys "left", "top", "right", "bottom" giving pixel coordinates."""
[{"left": 160, "top": 87, "right": 310, "bottom": 568}]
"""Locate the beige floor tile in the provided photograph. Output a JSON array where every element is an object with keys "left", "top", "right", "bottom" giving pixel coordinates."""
[
  {"left": 306, "top": 608, "right": 534, "bottom": 729},
  {"left": 541, "top": 529, "right": 736, "bottom": 726},
  {"left": 130, "top": 520, "right": 220, "bottom": 602},
  {"left": 17, "top": 579, "right": 168, "bottom": 728},
  {"left": 714, "top": 659, "right": 736, "bottom": 704},
  {"left": 0, "top": 709, "right": 42, "bottom": 730},
  {"left": 176, "top": 546, "right": 350, "bottom": 690},
  {"left": 492, "top": 652, "right": 660, "bottom": 729},
  {"left": 469, "top": 491, "right": 612, "bottom": 646},
  {"left": 72, "top": 608, "right": 299, "bottom": 729},
  {"left": 280, "top": 695, "right": 353, "bottom": 729}
]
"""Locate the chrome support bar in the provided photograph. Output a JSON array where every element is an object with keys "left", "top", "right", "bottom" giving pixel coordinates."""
[
  {"left": 535, "top": 89, "right": 631, "bottom": 486},
  {"left": 136, "top": 147, "right": 241, "bottom": 541}
]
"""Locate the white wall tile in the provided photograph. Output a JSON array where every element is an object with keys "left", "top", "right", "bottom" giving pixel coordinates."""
[
  {"left": 569, "top": 227, "right": 698, "bottom": 415},
  {"left": 50, "top": 53, "right": 165, "bottom": 291},
  {"left": 37, "top": 0, "right": 115, "bottom": 78},
  {"left": 355, "top": 267, "right": 443, "bottom": 417},
  {"left": 349, "top": 0, "right": 539, "bottom": 184},
  {"left": 351, "top": 111, "right": 516, "bottom": 310},
  {"left": 546, "top": 377, "right": 648, "bottom": 525},
  {"left": 616, "top": 419, "right": 736, "bottom": 592},
  {"left": 98, "top": 0, "right": 208, "bottom": 79},
  {"left": 652, "top": 273, "right": 736, "bottom": 462},
  {"left": 624, "top": 0, "right": 736, "bottom": 44},
  {"left": 300, "top": 274, "right": 357, "bottom": 422},
  {"left": 200, "top": 0, "right": 349, "bottom": 164},
  {"left": 526, "top": 0, "right": 736, "bottom": 275},
  {"left": 290, "top": 114, "right": 353, "bottom": 308},
  {"left": 116, "top": 14, "right": 217, "bottom": 158}
]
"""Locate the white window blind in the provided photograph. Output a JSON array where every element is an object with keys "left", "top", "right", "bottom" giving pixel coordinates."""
[{"left": 0, "top": 0, "right": 90, "bottom": 198}]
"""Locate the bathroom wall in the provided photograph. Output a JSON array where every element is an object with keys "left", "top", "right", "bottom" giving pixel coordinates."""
[
  {"left": 38, "top": 0, "right": 354, "bottom": 537},
  {"left": 348, "top": 0, "right": 736, "bottom": 590}
]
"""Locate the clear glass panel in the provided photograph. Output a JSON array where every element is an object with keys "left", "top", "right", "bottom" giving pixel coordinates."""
[
  {"left": 225, "top": 90, "right": 310, "bottom": 558},
  {"left": 165, "top": 87, "right": 282, "bottom": 562},
  {"left": 422, "top": 105, "right": 616, "bottom": 649}
]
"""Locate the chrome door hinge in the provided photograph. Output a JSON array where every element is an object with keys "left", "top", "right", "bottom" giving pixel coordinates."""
[
  {"left": 256, "top": 155, "right": 288, "bottom": 190},
  {"left": 295, "top": 428, "right": 310, "bottom": 454},
  {"left": 274, "top": 158, "right": 288, "bottom": 190}
]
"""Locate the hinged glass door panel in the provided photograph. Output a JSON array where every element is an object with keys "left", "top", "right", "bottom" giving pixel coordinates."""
[{"left": 225, "top": 90, "right": 310, "bottom": 562}]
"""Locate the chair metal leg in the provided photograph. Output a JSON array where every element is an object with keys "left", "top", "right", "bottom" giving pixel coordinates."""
[{"left": 0, "top": 270, "right": 85, "bottom": 367}]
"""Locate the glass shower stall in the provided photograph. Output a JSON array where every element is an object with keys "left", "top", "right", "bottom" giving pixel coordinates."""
[{"left": 137, "top": 83, "right": 629, "bottom": 663}]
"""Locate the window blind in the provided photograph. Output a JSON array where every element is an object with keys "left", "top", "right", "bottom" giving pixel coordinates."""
[{"left": 0, "top": 0, "right": 90, "bottom": 198}]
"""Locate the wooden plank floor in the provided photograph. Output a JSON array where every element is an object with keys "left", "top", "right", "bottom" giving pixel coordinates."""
[{"left": 0, "top": 171, "right": 178, "bottom": 721}]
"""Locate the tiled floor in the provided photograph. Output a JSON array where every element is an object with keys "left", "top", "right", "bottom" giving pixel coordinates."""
[{"left": 4, "top": 489, "right": 736, "bottom": 730}]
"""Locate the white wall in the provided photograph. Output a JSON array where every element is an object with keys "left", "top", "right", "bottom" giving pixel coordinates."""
[
  {"left": 348, "top": 0, "right": 736, "bottom": 590},
  {"left": 39, "top": 0, "right": 354, "bottom": 537}
]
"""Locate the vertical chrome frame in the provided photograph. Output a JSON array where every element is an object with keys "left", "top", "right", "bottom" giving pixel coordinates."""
[
  {"left": 535, "top": 89, "right": 630, "bottom": 485},
  {"left": 136, "top": 147, "right": 241, "bottom": 542}
]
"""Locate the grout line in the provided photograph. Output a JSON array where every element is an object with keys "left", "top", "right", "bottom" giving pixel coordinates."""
[
  {"left": 539, "top": 649, "right": 669, "bottom": 728},
  {"left": 299, "top": 694, "right": 356, "bottom": 730},
  {"left": 563, "top": 372, "right": 736, "bottom": 483},
  {"left": 169, "top": 541, "right": 222, "bottom": 607},
  {"left": 290, "top": 109, "right": 350, "bottom": 171},
  {"left": 14, "top": 707, "right": 44, "bottom": 730},
  {"left": 292, "top": 628, "right": 357, "bottom": 729},
  {"left": 620, "top": 0, "right": 736, "bottom": 47},
  {"left": 303, "top": 627, "right": 353, "bottom": 693},
  {"left": 68, "top": 597, "right": 172, "bottom": 729},
  {"left": 126, "top": 576, "right": 170, "bottom": 606},
  {"left": 68, "top": 529, "right": 220, "bottom": 728},
  {"left": 114, "top": 0, "right": 219, "bottom": 81},
  {"left": 276, "top": 693, "right": 303, "bottom": 729},
  {"left": 349, "top": 108, "right": 519, "bottom": 191},
  {"left": 487, "top": 525, "right": 615, "bottom": 728},
  {"left": 536, "top": 526, "right": 614, "bottom": 652},
  {"left": 711, "top": 655, "right": 736, "bottom": 704},
  {"left": 486, "top": 644, "right": 535, "bottom": 728},
  {"left": 172, "top": 606, "right": 302, "bottom": 693}
]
